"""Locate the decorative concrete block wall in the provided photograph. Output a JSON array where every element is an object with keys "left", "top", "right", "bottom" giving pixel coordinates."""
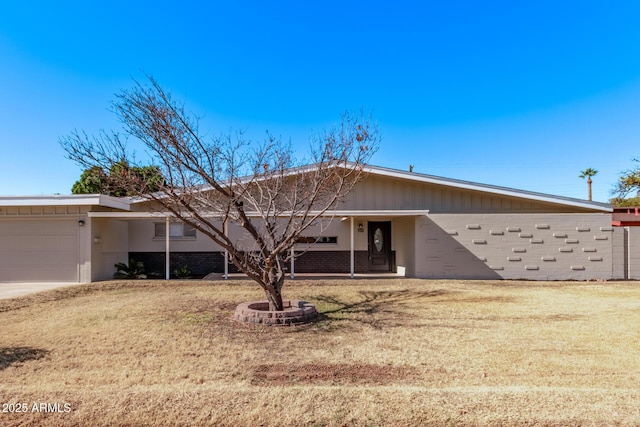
[
  {"left": 415, "top": 213, "right": 613, "bottom": 280},
  {"left": 627, "top": 227, "right": 640, "bottom": 279}
]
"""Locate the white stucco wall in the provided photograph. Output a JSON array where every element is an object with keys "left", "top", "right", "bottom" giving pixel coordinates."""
[
  {"left": 126, "top": 217, "right": 361, "bottom": 253},
  {"left": 90, "top": 218, "right": 129, "bottom": 281}
]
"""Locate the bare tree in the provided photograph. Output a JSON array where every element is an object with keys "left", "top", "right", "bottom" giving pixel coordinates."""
[{"left": 60, "top": 76, "right": 379, "bottom": 311}]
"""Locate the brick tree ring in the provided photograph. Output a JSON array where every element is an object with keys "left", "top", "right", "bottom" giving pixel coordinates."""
[{"left": 234, "top": 300, "right": 319, "bottom": 326}]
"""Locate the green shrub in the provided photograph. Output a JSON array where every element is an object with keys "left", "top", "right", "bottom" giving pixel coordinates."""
[
  {"left": 174, "top": 265, "right": 192, "bottom": 279},
  {"left": 114, "top": 259, "right": 147, "bottom": 279}
]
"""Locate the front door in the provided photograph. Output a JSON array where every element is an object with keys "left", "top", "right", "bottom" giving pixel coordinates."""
[{"left": 368, "top": 221, "right": 391, "bottom": 272}]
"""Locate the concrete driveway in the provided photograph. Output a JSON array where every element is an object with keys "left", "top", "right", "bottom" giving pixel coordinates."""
[{"left": 0, "top": 282, "right": 79, "bottom": 300}]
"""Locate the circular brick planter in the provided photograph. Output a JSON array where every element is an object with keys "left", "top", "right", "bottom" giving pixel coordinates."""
[{"left": 234, "top": 300, "right": 318, "bottom": 326}]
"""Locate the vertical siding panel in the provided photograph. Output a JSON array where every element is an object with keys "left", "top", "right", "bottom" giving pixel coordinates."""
[
  {"left": 463, "top": 191, "right": 472, "bottom": 211},
  {"left": 415, "top": 184, "right": 424, "bottom": 209},
  {"left": 428, "top": 186, "right": 435, "bottom": 209},
  {"left": 452, "top": 189, "right": 462, "bottom": 211},
  {"left": 503, "top": 198, "right": 511, "bottom": 210},
  {"left": 366, "top": 176, "right": 376, "bottom": 210},
  {"left": 492, "top": 197, "right": 502, "bottom": 211},
  {"left": 481, "top": 196, "right": 491, "bottom": 211},
  {"left": 436, "top": 188, "right": 444, "bottom": 210}
]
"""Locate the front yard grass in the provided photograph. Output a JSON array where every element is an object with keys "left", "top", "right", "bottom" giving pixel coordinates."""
[{"left": 1, "top": 278, "right": 639, "bottom": 426}]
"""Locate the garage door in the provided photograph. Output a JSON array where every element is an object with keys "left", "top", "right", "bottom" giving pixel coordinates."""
[{"left": 0, "top": 219, "right": 79, "bottom": 282}]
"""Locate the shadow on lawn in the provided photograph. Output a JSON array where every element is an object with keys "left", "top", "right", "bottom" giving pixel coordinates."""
[
  {"left": 0, "top": 347, "right": 49, "bottom": 370},
  {"left": 314, "top": 289, "right": 450, "bottom": 328}
]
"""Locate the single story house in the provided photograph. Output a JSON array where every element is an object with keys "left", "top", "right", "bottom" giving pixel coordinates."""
[{"left": 0, "top": 164, "right": 634, "bottom": 283}]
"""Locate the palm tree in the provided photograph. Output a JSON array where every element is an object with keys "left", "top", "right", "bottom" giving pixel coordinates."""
[{"left": 579, "top": 168, "right": 598, "bottom": 201}]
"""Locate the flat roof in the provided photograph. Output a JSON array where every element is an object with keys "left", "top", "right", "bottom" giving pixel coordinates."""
[{"left": 0, "top": 194, "right": 131, "bottom": 210}]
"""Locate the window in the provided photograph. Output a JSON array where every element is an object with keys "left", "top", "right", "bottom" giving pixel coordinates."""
[
  {"left": 295, "top": 236, "right": 337, "bottom": 244},
  {"left": 154, "top": 222, "right": 196, "bottom": 240}
]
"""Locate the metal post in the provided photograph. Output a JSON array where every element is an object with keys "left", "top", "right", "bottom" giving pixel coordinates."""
[
  {"left": 290, "top": 247, "right": 295, "bottom": 279},
  {"left": 224, "top": 221, "right": 229, "bottom": 280},
  {"left": 165, "top": 217, "right": 170, "bottom": 280},
  {"left": 350, "top": 216, "right": 355, "bottom": 279}
]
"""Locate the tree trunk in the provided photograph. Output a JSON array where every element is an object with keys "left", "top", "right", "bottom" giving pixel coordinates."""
[
  {"left": 588, "top": 177, "right": 593, "bottom": 201},
  {"left": 263, "top": 262, "right": 286, "bottom": 311},
  {"left": 265, "top": 287, "right": 284, "bottom": 311}
]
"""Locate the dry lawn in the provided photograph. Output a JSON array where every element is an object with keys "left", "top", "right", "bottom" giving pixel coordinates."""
[{"left": 1, "top": 278, "right": 640, "bottom": 426}]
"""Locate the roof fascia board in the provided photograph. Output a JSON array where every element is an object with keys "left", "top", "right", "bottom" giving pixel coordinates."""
[
  {"left": 88, "top": 209, "right": 430, "bottom": 219},
  {"left": 0, "top": 194, "right": 131, "bottom": 210}
]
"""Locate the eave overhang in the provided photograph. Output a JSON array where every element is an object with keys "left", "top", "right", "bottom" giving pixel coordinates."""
[
  {"left": 87, "top": 209, "right": 430, "bottom": 219},
  {"left": 0, "top": 194, "right": 131, "bottom": 210}
]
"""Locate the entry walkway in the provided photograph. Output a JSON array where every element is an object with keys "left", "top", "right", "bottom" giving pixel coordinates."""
[{"left": 0, "top": 282, "right": 78, "bottom": 300}]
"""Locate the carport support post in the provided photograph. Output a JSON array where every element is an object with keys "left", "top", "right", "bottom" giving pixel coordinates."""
[
  {"left": 350, "top": 216, "right": 355, "bottom": 279},
  {"left": 165, "top": 217, "right": 170, "bottom": 280},
  {"left": 290, "top": 247, "right": 295, "bottom": 279},
  {"left": 224, "top": 221, "right": 228, "bottom": 280}
]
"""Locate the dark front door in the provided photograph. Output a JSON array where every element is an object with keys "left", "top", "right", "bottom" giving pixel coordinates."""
[{"left": 368, "top": 221, "right": 391, "bottom": 272}]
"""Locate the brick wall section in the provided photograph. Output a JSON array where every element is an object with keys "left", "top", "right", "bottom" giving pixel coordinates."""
[
  {"left": 293, "top": 251, "right": 371, "bottom": 273},
  {"left": 129, "top": 250, "right": 394, "bottom": 276},
  {"left": 129, "top": 251, "right": 239, "bottom": 277}
]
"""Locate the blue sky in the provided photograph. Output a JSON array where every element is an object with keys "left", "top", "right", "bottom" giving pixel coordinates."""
[{"left": 1, "top": 1, "right": 640, "bottom": 202}]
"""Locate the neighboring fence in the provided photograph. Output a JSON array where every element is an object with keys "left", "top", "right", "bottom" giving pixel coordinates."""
[{"left": 613, "top": 227, "right": 640, "bottom": 280}]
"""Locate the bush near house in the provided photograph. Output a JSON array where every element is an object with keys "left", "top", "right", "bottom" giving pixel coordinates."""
[{"left": 113, "top": 259, "right": 147, "bottom": 279}]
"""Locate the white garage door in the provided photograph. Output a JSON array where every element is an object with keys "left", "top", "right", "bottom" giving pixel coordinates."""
[{"left": 0, "top": 219, "right": 79, "bottom": 282}]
